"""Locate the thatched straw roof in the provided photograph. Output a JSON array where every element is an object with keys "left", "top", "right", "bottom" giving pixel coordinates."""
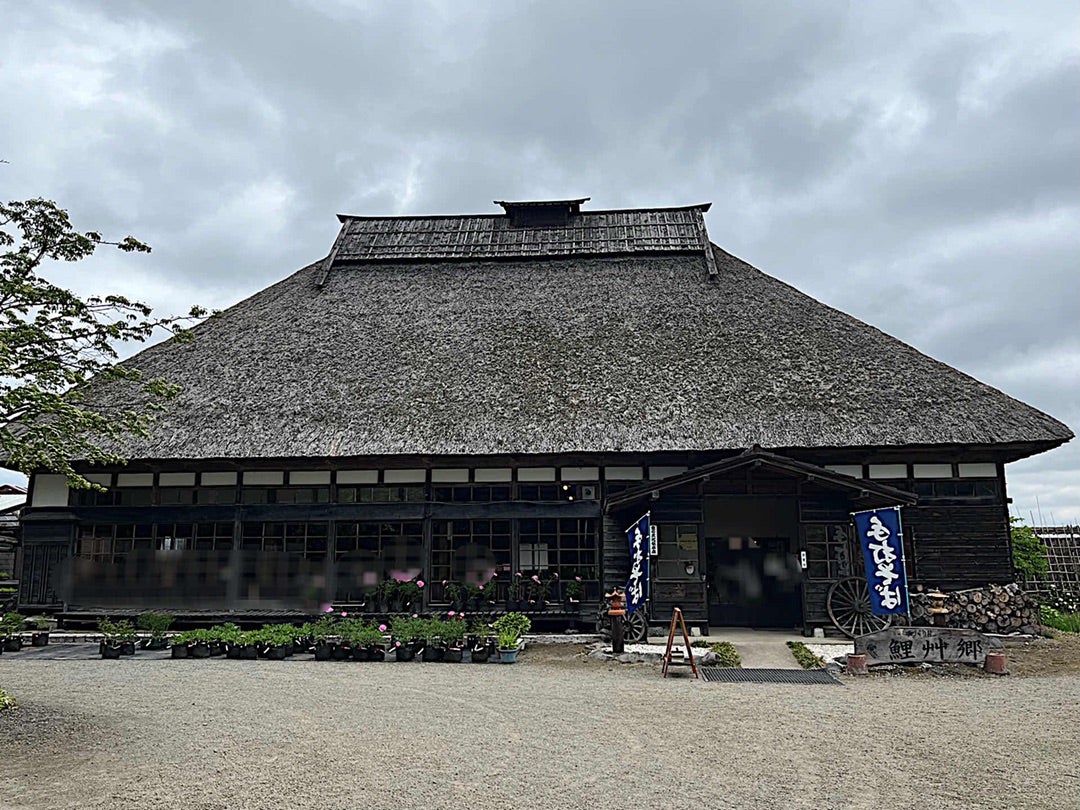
[{"left": 80, "top": 204, "right": 1071, "bottom": 462}]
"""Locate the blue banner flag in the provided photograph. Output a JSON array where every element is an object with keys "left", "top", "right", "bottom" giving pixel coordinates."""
[
  {"left": 852, "top": 507, "right": 909, "bottom": 616},
  {"left": 625, "top": 513, "right": 650, "bottom": 616}
]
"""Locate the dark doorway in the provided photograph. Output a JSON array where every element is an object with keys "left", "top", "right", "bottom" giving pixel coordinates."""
[{"left": 706, "top": 535, "right": 803, "bottom": 627}]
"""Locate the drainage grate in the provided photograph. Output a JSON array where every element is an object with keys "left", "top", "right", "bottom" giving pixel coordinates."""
[{"left": 700, "top": 667, "right": 843, "bottom": 686}]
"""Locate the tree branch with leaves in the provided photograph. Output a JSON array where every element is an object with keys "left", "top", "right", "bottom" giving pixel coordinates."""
[{"left": 0, "top": 198, "right": 207, "bottom": 488}]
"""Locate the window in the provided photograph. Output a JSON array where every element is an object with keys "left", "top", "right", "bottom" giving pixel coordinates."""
[
  {"left": 430, "top": 484, "right": 512, "bottom": 502},
  {"left": 429, "top": 519, "right": 512, "bottom": 601},
  {"left": 803, "top": 524, "right": 855, "bottom": 581},
  {"left": 75, "top": 524, "right": 154, "bottom": 561},
  {"left": 911, "top": 479, "right": 997, "bottom": 498},
  {"left": 337, "top": 485, "right": 425, "bottom": 503},
  {"left": 517, "top": 518, "right": 598, "bottom": 582},
  {"left": 241, "top": 522, "right": 329, "bottom": 560},
  {"left": 654, "top": 524, "right": 697, "bottom": 579},
  {"left": 335, "top": 522, "right": 424, "bottom": 600},
  {"left": 241, "top": 487, "right": 330, "bottom": 505}
]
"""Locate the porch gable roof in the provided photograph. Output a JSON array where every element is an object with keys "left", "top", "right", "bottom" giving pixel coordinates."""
[{"left": 604, "top": 447, "right": 918, "bottom": 510}]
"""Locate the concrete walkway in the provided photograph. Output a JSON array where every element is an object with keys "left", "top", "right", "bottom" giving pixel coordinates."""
[{"left": 645, "top": 628, "right": 851, "bottom": 670}]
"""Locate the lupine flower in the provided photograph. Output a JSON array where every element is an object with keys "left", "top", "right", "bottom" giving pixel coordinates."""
[
  {"left": 515, "top": 572, "right": 522, "bottom": 577},
  {"left": 378, "top": 624, "right": 387, "bottom": 632},
  {"left": 442, "top": 579, "right": 448, "bottom": 585}
]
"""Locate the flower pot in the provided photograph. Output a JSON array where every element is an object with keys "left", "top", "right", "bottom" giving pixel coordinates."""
[
  {"left": 421, "top": 644, "right": 444, "bottom": 663},
  {"left": 394, "top": 644, "right": 416, "bottom": 662},
  {"left": 189, "top": 642, "right": 211, "bottom": 659},
  {"left": 499, "top": 648, "right": 519, "bottom": 664},
  {"left": 351, "top": 645, "right": 371, "bottom": 662},
  {"left": 31, "top": 632, "right": 50, "bottom": 647},
  {"left": 443, "top": 647, "right": 463, "bottom": 663},
  {"left": 236, "top": 644, "right": 258, "bottom": 660},
  {"left": 470, "top": 646, "right": 491, "bottom": 663},
  {"left": 265, "top": 644, "right": 289, "bottom": 661},
  {"left": 3, "top": 637, "right": 23, "bottom": 652},
  {"left": 171, "top": 643, "right": 190, "bottom": 659},
  {"left": 331, "top": 643, "right": 351, "bottom": 661},
  {"left": 367, "top": 644, "right": 386, "bottom": 662},
  {"left": 209, "top": 641, "right": 225, "bottom": 657},
  {"left": 314, "top": 642, "right": 334, "bottom": 661},
  {"left": 120, "top": 641, "right": 136, "bottom": 656},
  {"left": 101, "top": 643, "right": 123, "bottom": 660},
  {"left": 146, "top": 637, "right": 169, "bottom": 651}
]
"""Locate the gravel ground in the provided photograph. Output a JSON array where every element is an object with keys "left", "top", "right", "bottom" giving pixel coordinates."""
[{"left": 1, "top": 644, "right": 1078, "bottom": 810}]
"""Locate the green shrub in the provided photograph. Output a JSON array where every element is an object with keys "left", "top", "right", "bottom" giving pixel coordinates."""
[
  {"left": 0, "top": 688, "right": 15, "bottom": 711},
  {"left": 1040, "top": 606, "right": 1080, "bottom": 634},
  {"left": 492, "top": 612, "right": 531, "bottom": 643},
  {"left": 98, "top": 618, "right": 136, "bottom": 644},
  {"left": 137, "top": 612, "right": 175, "bottom": 640},
  {"left": 786, "top": 640, "right": 826, "bottom": 669},
  {"left": 1010, "top": 517, "right": 1048, "bottom": 582},
  {"left": 706, "top": 641, "right": 741, "bottom": 668}
]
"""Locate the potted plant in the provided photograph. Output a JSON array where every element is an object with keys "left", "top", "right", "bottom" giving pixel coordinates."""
[
  {"left": 565, "top": 576, "right": 583, "bottom": 610},
  {"left": 372, "top": 579, "right": 395, "bottom": 614},
  {"left": 396, "top": 578, "right": 424, "bottom": 614},
  {"left": 420, "top": 618, "right": 444, "bottom": 662},
  {"left": 137, "top": 612, "right": 175, "bottom": 650},
  {"left": 492, "top": 612, "right": 531, "bottom": 664},
  {"left": 368, "top": 623, "right": 388, "bottom": 661},
  {"left": 170, "top": 630, "right": 192, "bottom": 658},
  {"left": 507, "top": 573, "right": 524, "bottom": 611},
  {"left": 391, "top": 616, "right": 421, "bottom": 662},
  {"left": 2, "top": 612, "right": 25, "bottom": 651},
  {"left": 441, "top": 616, "right": 466, "bottom": 663},
  {"left": 25, "top": 616, "right": 51, "bottom": 646},
  {"left": 444, "top": 581, "right": 466, "bottom": 611},
  {"left": 528, "top": 575, "right": 546, "bottom": 612},
  {"left": 99, "top": 618, "right": 136, "bottom": 658}
]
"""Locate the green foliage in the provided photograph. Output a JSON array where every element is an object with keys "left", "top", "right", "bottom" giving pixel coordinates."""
[
  {"left": 497, "top": 630, "right": 520, "bottom": 650},
  {"left": 1039, "top": 606, "right": 1080, "bottom": 633},
  {"left": 492, "top": 612, "right": 531, "bottom": 645},
  {"left": 1, "top": 612, "right": 24, "bottom": 637},
  {"left": 0, "top": 688, "right": 15, "bottom": 711},
  {"left": 98, "top": 618, "right": 136, "bottom": 643},
  {"left": 1010, "top": 517, "right": 1048, "bottom": 582},
  {"left": 0, "top": 198, "right": 208, "bottom": 487},
  {"left": 136, "top": 612, "right": 174, "bottom": 639},
  {"left": 390, "top": 615, "right": 423, "bottom": 643},
  {"left": 786, "top": 641, "right": 826, "bottom": 669},
  {"left": 706, "top": 641, "right": 741, "bottom": 668},
  {"left": 565, "top": 577, "right": 583, "bottom": 601}
]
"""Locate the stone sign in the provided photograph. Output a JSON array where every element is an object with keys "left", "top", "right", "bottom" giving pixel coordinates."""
[{"left": 855, "top": 627, "right": 1003, "bottom": 666}]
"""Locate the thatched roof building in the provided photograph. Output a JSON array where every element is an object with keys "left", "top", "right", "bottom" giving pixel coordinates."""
[{"left": 18, "top": 198, "right": 1073, "bottom": 634}]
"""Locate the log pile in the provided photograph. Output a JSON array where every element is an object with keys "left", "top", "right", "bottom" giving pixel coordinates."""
[{"left": 910, "top": 583, "right": 1038, "bottom": 634}]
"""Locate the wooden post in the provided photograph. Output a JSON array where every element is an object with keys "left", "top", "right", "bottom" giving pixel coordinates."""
[{"left": 606, "top": 588, "right": 626, "bottom": 654}]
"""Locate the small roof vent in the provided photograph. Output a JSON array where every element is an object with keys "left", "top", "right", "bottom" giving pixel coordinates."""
[{"left": 494, "top": 197, "right": 589, "bottom": 227}]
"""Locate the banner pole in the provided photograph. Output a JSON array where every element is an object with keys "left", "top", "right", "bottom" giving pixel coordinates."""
[{"left": 895, "top": 506, "right": 912, "bottom": 622}]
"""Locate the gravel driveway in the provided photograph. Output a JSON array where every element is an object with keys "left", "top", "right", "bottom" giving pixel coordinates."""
[{"left": 1, "top": 645, "right": 1077, "bottom": 810}]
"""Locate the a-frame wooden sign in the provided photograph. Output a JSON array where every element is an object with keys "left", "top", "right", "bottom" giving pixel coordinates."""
[{"left": 661, "top": 607, "right": 699, "bottom": 679}]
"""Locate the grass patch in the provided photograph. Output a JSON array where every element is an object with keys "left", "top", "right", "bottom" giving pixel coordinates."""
[
  {"left": 1040, "top": 607, "right": 1080, "bottom": 634},
  {"left": 704, "top": 641, "right": 741, "bottom": 668},
  {"left": 787, "top": 641, "right": 826, "bottom": 669},
  {"left": 0, "top": 689, "right": 15, "bottom": 711}
]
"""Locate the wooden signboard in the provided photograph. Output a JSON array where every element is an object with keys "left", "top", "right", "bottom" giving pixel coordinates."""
[{"left": 855, "top": 627, "right": 1003, "bottom": 666}]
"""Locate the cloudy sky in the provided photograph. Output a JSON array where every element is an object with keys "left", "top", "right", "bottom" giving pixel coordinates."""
[{"left": 1, "top": 1, "right": 1077, "bottom": 522}]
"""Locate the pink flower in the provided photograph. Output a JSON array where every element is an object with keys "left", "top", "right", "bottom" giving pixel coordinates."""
[
  {"left": 531, "top": 575, "right": 540, "bottom": 583},
  {"left": 552, "top": 572, "right": 559, "bottom": 578},
  {"left": 515, "top": 572, "right": 522, "bottom": 577},
  {"left": 417, "top": 580, "right": 425, "bottom": 588},
  {"left": 378, "top": 624, "right": 387, "bottom": 632},
  {"left": 442, "top": 579, "right": 447, "bottom": 585},
  {"left": 412, "top": 613, "right": 418, "bottom": 618},
  {"left": 448, "top": 610, "right": 456, "bottom": 617},
  {"left": 340, "top": 611, "right": 348, "bottom": 617},
  {"left": 575, "top": 576, "right": 582, "bottom": 582},
  {"left": 478, "top": 585, "right": 484, "bottom": 591},
  {"left": 395, "top": 640, "right": 401, "bottom": 647},
  {"left": 321, "top": 604, "right": 334, "bottom": 613}
]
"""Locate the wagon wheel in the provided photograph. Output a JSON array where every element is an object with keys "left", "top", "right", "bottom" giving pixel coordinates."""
[
  {"left": 827, "top": 577, "right": 892, "bottom": 638},
  {"left": 594, "top": 606, "right": 650, "bottom": 645}
]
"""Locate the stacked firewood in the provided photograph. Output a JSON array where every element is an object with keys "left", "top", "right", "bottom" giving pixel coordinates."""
[{"left": 910, "top": 583, "right": 1039, "bottom": 634}]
